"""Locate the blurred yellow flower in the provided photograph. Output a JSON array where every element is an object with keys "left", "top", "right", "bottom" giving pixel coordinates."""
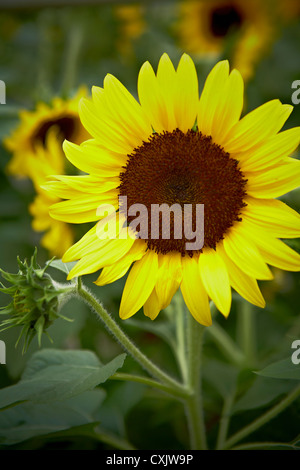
[
  {"left": 28, "top": 130, "right": 74, "bottom": 258},
  {"left": 114, "top": 3, "right": 146, "bottom": 57},
  {"left": 176, "top": 0, "right": 276, "bottom": 81},
  {"left": 4, "top": 87, "right": 90, "bottom": 178}
]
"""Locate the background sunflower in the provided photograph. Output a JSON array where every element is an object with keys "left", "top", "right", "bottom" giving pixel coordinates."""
[
  {"left": 176, "top": 0, "right": 277, "bottom": 82},
  {"left": 0, "top": 0, "right": 299, "bottom": 452}
]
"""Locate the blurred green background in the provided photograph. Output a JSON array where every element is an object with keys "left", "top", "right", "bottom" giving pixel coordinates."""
[{"left": 0, "top": 0, "right": 299, "bottom": 450}]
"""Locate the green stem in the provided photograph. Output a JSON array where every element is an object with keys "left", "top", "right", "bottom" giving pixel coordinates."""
[
  {"left": 207, "top": 321, "right": 245, "bottom": 368},
  {"left": 216, "top": 391, "right": 235, "bottom": 450},
  {"left": 238, "top": 301, "right": 256, "bottom": 368},
  {"left": 174, "top": 293, "right": 188, "bottom": 383},
  {"left": 111, "top": 372, "right": 189, "bottom": 399},
  {"left": 184, "top": 315, "right": 208, "bottom": 450},
  {"left": 60, "top": 22, "right": 85, "bottom": 97},
  {"left": 94, "top": 426, "right": 136, "bottom": 450},
  {"left": 76, "top": 281, "right": 188, "bottom": 397},
  {"left": 224, "top": 385, "right": 300, "bottom": 450}
]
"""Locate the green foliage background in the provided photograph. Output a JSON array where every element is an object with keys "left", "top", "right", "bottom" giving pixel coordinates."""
[{"left": 0, "top": 0, "right": 299, "bottom": 450}]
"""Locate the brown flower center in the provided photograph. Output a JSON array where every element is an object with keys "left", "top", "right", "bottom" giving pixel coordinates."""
[
  {"left": 118, "top": 129, "right": 247, "bottom": 256},
  {"left": 210, "top": 4, "right": 243, "bottom": 38},
  {"left": 30, "top": 115, "right": 79, "bottom": 149}
]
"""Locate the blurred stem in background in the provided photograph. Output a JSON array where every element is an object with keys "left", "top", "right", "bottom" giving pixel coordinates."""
[
  {"left": 184, "top": 315, "right": 207, "bottom": 450},
  {"left": 60, "top": 20, "right": 86, "bottom": 98},
  {"left": 238, "top": 300, "right": 257, "bottom": 369}
]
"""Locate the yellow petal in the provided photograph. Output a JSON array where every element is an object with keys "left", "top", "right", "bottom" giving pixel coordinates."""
[
  {"left": 79, "top": 98, "right": 134, "bottom": 154},
  {"left": 41, "top": 221, "right": 74, "bottom": 258},
  {"left": 101, "top": 75, "right": 152, "bottom": 141},
  {"left": 198, "top": 249, "right": 231, "bottom": 317},
  {"left": 49, "top": 191, "right": 118, "bottom": 223},
  {"left": 211, "top": 69, "right": 244, "bottom": 144},
  {"left": 155, "top": 252, "right": 183, "bottom": 310},
  {"left": 243, "top": 197, "right": 300, "bottom": 238},
  {"left": 223, "top": 226, "right": 273, "bottom": 280},
  {"left": 245, "top": 157, "right": 300, "bottom": 198},
  {"left": 62, "top": 224, "right": 99, "bottom": 262},
  {"left": 180, "top": 255, "right": 212, "bottom": 326},
  {"left": 63, "top": 139, "right": 124, "bottom": 177},
  {"left": 94, "top": 240, "right": 147, "bottom": 286},
  {"left": 223, "top": 100, "right": 293, "bottom": 154},
  {"left": 143, "top": 288, "right": 161, "bottom": 321},
  {"left": 238, "top": 127, "right": 300, "bottom": 172},
  {"left": 45, "top": 174, "right": 119, "bottom": 194},
  {"left": 217, "top": 242, "right": 265, "bottom": 308},
  {"left": 120, "top": 250, "right": 159, "bottom": 320},
  {"left": 138, "top": 60, "right": 167, "bottom": 133},
  {"left": 239, "top": 223, "right": 300, "bottom": 272},
  {"left": 174, "top": 53, "right": 199, "bottom": 132},
  {"left": 197, "top": 60, "right": 230, "bottom": 138},
  {"left": 156, "top": 53, "right": 177, "bottom": 131},
  {"left": 67, "top": 236, "right": 136, "bottom": 279},
  {"left": 258, "top": 238, "right": 300, "bottom": 272}
]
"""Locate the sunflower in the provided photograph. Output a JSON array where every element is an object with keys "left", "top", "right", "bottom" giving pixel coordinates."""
[
  {"left": 28, "top": 129, "right": 74, "bottom": 258},
  {"left": 4, "top": 87, "right": 90, "bottom": 178},
  {"left": 46, "top": 54, "right": 300, "bottom": 326},
  {"left": 176, "top": 0, "right": 276, "bottom": 81}
]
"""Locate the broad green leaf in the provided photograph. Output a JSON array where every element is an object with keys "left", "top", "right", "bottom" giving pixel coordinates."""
[
  {"left": 233, "top": 376, "right": 295, "bottom": 414},
  {"left": 255, "top": 358, "right": 300, "bottom": 381},
  {"left": 96, "top": 380, "right": 146, "bottom": 436},
  {"left": 0, "top": 349, "right": 126, "bottom": 411},
  {"left": 0, "top": 390, "right": 105, "bottom": 446}
]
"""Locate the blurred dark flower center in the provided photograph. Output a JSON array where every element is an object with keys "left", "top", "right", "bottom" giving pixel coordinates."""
[
  {"left": 31, "top": 115, "right": 79, "bottom": 149},
  {"left": 210, "top": 4, "right": 243, "bottom": 37}
]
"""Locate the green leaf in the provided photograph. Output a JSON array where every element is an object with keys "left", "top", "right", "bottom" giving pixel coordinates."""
[
  {"left": 203, "top": 359, "right": 238, "bottom": 398},
  {"left": 233, "top": 376, "right": 295, "bottom": 414},
  {"left": 0, "top": 390, "right": 105, "bottom": 446},
  {"left": 46, "top": 259, "right": 77, "bottom": 275},
  {"left": 255, "top": 358, "right": 300, "bottom": 381},
  {"left": 0, "top": 349, "right": 126, "bottom": 411}
]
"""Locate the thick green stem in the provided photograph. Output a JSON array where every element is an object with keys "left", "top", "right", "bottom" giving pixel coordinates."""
[
  {"left": 76, "top": 281, "right": 188, "bottom": 398},
  {"left": 184, "top": 315, "right": 208, "bottom": 450},
  {"left": 224, "top": 385, "right": 300, "bottom": 449}
]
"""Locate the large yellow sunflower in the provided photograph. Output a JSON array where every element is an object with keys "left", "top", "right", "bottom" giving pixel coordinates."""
[
  {"left": 46, "top": 54, "right": 300, "bottom": 326},
  {"left": 4, "top": 87, "right": 90, "bottom": 178},
  {"left": 28, "top": 129, "right": 74, "bottom": 258},
  {"left": 176, "top": 0, "right": 276, "bottom": 81}
]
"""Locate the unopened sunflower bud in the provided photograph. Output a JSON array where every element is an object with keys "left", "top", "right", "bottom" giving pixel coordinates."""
[{"left": 0, "top": 249, "right": 72, "bottom": 352}]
